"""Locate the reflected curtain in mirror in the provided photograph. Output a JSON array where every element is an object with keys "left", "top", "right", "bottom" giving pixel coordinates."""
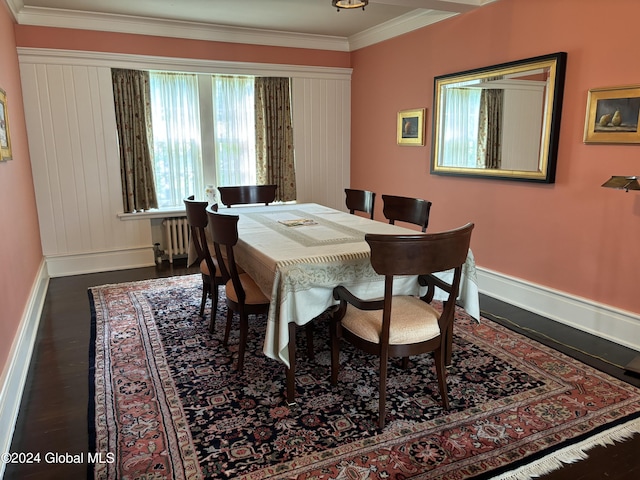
[
  {"left": 477, "top": 87, "right": 503, "bottom": 169},
  {"left": 111, "top": 69, "right": 158, "bottom": 212}
]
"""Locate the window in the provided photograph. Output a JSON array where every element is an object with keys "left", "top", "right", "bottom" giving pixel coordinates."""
[
  {"left": 441, "top": 83, "right": 482, "bottom": 168},
  {"left": 149, "top": 72, "right": 256, "bottom": 209},
  {"left": 212, "top": 76, "right": 256, "bottom": 186},
  {"left": 150, "top": 72, "right": 203, "bottom": 209}
]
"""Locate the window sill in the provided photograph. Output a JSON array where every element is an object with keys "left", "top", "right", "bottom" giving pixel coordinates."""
[
  {"left": 118, "top": 208, "right": 186, "bottom": 221},
  {"left": 117, "top": 201, "right": 298, "bottom": 220}
]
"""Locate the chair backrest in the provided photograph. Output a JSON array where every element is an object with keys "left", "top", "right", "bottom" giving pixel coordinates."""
[
  {"left": 184, "top": 196, "right": 218, "bottom": 276},
  {"left": 366, "top": 223, "right": 473, "bottom": 277},
  {"left": 366, "top": 222, "right": 474, "bottom": 330},
  {"left": 381, "top": 194, "right": 432, "bottom": 232},
  {"left": 218, "top": 185, "right": 277, "bottom": 207},
  {"left": 206, "top": 210, "right": 246, "bottom": 303},
  {"left": 345, "top": 188, "right": 376, "bottom": 220}
]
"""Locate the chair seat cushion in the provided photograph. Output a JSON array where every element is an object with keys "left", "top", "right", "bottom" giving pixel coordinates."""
[
  {"left": 199, "top": 257, "right": 219, "bottom": 277},
  {"left": 200, "top": 256, "right": 244, "bottom": 277},
  {"left": 226, "top": 273, "right": 270, "bottom": 305},
  {"left": 342, "top": 296, "right": 441, "bottom": 344}
]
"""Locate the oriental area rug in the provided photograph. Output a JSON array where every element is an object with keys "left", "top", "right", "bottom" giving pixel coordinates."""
[{"left": 88, "top": 275, "right": 640, "bottom": 480}]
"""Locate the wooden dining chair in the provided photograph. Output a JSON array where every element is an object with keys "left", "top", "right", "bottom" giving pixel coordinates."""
[
  {"left": 345, "top": 188, "right": 376, "bottom": 220},
  {"left": 330, "top": 223, "right": 474, "bottom": 428},
  {"left": 206, "top": 209, "right": 271, "bottom": 371},
  {"left": 381, "top": 194, "right": 432, "bottom": 232},
  {"left": 183, "top": 196, "right": 223, "bottom": 332},
  {"left": 206, "top": 208, "right": 318, "bottom": 372},
  {"left": 218, "top": 185, "right": 278, "bottom": 207}
]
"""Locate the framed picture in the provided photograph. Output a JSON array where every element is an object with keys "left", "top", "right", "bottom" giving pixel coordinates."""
[
  {"left": 397, "top": 108, "right": 425, "bottom": 146},
  {"left": 584, "top": 85, "right": 640, "bottom": 144},
  {"left": 0, "top": 88, "right": 11, "bottom": 161}
]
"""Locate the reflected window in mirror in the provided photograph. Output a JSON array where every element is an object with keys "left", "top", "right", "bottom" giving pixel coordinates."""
[{"left": 431, "top": 52, "right": 567, "bottom": 183}]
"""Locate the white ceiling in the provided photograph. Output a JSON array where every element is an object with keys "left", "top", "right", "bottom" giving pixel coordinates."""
[{"left": 6, "top": 0, "right": 497, "bottom": 51}]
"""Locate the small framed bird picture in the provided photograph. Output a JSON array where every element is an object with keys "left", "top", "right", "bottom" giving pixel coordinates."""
[
  {"left": 397, "top": 108, "right": 426, "bottom": 146},
  {"left": 584, "top": 85, "right": 640, "bottom": 144}
]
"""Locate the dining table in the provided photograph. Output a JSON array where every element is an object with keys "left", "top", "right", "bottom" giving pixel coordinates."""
[{"left": 219, "top": 202, "right": 479, "bottom": 404}]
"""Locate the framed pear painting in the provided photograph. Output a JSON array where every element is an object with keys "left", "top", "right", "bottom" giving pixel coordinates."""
[{"left": 584, "top": 85, "right": 640, "bottom": 144}]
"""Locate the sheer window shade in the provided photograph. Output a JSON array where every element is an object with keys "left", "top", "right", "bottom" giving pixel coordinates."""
[
  {"left": 149, "top": 72, "right": 204, "bottom": 209},
  {"left": 212, "top": 76, "right": 256, "bottom": 187}
]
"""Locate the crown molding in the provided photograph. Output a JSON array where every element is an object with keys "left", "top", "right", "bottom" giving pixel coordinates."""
[
  {"left": 16, "top": 47, "right": 353, "bottom": 79},
  {"left": 4, "top": 0, "right": 22, "bottom": 22},
  {"left": 13, "top": 5, "right": 352, "bottom": 52},
  {"left": 369, "top": 0, "right": 491, "bottom": 14},
  {"left": 8, "top": 2, "right": 459, "bottom": 52},
  {"left": 9, "top": 5, "right": 356, "bottom": 51},
  {"left": 348, "top": 9, "right": 457, "bottom": 50}
]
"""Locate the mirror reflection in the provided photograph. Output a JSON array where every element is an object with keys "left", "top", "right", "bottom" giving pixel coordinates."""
[{"left": 431, "top": 52, "right": 567, "bottom": 183}]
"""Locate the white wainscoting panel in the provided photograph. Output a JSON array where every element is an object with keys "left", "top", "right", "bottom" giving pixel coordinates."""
[
  {"left": 19, "top": 62, "right": 154, "bottom": 275},
  {"left": 292, "top": 77, "right": 351, "bottom": 211}
]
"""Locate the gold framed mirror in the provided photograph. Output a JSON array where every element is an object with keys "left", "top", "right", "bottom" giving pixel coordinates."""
[{"left": 431, "top": 52, "right": 567, "bottom": 183}]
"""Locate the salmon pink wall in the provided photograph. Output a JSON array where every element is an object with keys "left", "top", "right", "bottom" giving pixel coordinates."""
[
  {"left": 0, "top": 4, "right": 43, "bottom": 377},
  {"left": 350, "top": 0, "right": 640, "bottom": 314},
  {"left": 14, "top": 26, "right": 351, "bottom": 68}
]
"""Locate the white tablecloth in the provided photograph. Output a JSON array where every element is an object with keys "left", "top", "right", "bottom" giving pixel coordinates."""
[{"left": 229, "top": 203, "right": 479, "bottom": 367}]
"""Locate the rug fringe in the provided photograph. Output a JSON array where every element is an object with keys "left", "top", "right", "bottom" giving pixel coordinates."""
[{"left": 492, "top": 416, "right": 640, "bottom": 479}]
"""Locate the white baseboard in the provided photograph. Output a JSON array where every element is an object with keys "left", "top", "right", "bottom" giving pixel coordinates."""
[
  {"left": 46, "top": 247, "right": 155, "bottom": 277},
  {"left": 478, "top": 267, "right": 640, "bottom": 352},
  {"left": 0, "top": 260, "right": 49, "bottom": 478}
]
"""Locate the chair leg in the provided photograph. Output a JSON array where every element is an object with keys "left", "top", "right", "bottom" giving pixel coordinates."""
[
  {"left": 199, "top": 281, "right": 209, "bottom": 317},
  {"left": 208, "top": 283, "right": 219, "bottom": 333},
  {"left": 236, "top": 314, "right": 249, "bottom": 372},
  {"left": 330, "top": 320, "right": 340, "bottom": 385},
  {"left": 223, "top": 307, "right": 233, "bottom": 346},
  {"left": 434, "top": 347, "right": 450, "bottom": 410},
  {"left": 445, "top": 321, "right": 454, "bottom": 366},
  {"left": 305, "top": 323, "right": 314, "bottom": 360},
  {"left": 287, "top": 322, "right": 297, "bottom": 404},
  {"left": 379, "top": 351, "right": 389, "bottom": 429}
]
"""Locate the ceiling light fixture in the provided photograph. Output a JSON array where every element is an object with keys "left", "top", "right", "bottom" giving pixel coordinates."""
[{"left": 332, "top": 0, "right": 369, "bottom": 12}]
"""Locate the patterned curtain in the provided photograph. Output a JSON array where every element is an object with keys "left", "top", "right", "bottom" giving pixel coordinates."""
[
  {"left": 254, "top": 77, "right": 296, "bottom": 202},
  {"left": 476, "top": 88, "right": 503, "bottom": 169},
  {"left": 112, "top": 69, "right": 157, "bottom": 212}
]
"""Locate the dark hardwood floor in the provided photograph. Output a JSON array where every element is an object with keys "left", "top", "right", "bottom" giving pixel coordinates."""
[{"left": 4, "top": 261, "right": 640, "bottom": 479}]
